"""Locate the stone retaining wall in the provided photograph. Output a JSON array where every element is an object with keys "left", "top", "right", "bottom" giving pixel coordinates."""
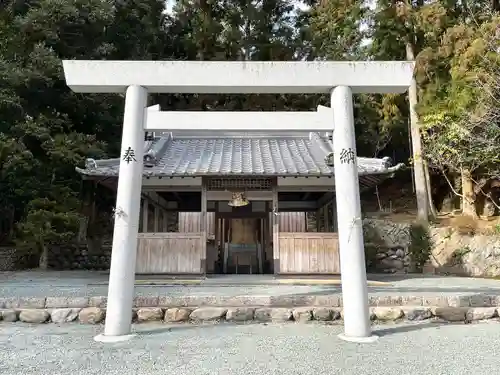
[
  {"left": 1, "top": 305, "right": 499, "bottom": 324},
  {"left": 363, "top": 218, "right": 412, "bottom": 274},
  {"left": 430, "top": 227, "right": 500, "bottom": 277},
  {"left": 363, "top": 217, "right": 500, "bottom": 276},
  {"left": 0, "top": 248, "right": 17, "bottom": 271},
  {"left": 3, "top": 295, "right": 500, "bottom": 324},
  {"left": 0, "top": 247, "right": 38, "bottom": 271},
  {"left": 48, "top": 243, "right": 111, "bottom": 270}
]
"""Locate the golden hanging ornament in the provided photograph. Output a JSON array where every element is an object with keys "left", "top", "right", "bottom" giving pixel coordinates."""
[{"left": 228, "top": 191, "right": 249, "bottom": 207}]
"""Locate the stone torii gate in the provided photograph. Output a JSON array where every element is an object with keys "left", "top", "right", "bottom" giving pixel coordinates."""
[{"left": 62, "top": 60, "right": 413, "bottom": 343}]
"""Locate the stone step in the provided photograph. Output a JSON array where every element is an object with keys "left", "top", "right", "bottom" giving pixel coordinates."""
[{"left": 0, "top": 293, "right": 498, "bottom": 309}]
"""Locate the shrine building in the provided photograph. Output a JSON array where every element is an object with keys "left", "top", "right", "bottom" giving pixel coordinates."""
[{"left": 77, "top": 130, "right": 403, "bottom": 276}]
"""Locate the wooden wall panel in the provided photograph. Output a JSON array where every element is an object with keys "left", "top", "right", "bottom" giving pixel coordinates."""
[
  {"left": 179, "top": 212, "right": 307, "bottom": 238},
  {"left": 136, "top": 233, "right": 203, "bottom": 274},
  {"left": 278, "top": 212, "right": 306, "bottom": 232},
  {"left": 178, "top": 212, "right": 215, "bottom": 239},
  {"left": 278, "top": 232, "right": 340, "bottom": 274}
]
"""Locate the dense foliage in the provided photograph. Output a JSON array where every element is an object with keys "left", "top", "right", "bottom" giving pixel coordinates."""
[{"left": 0, "top": 0, "right": 498, "bottom": 264}]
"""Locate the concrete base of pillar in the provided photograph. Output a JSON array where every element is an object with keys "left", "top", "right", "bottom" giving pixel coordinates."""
[
  {"left": 337, "top": 333, "right": 379, "bottom": 344},
  {"left": 94, "top": 333, "right": 137, "bottom": 343}
]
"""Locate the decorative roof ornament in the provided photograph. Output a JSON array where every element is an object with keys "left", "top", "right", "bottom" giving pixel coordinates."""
[
  {"left": 325, "top": 152, "right": 334, "bottom": 167},
  {"left": 85, "top": 158, "right": 98, "bottom": 169}
]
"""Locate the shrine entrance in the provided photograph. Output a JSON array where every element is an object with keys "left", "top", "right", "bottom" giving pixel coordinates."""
[
  {"left": 218, "top": 214, "right": 268, "bottom": 275},
  {"left": 206, "top": 177, "right": 272, "bottom": 275}
]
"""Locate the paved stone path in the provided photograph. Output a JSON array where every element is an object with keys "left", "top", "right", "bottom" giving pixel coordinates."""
[
  {"left": 1, "top": 271, "right": 500, "bottom": 298},
  {"left": 0, "top": 321, "right": 499, "bottom": 375}
]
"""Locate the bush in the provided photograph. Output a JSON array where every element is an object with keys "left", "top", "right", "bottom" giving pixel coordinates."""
[
  {"left": 363, "top": 222, "right": 385, "bottom": 271},
  {"left": 408, "top": 222, "right": 433, "bottom": 271},
  {"left": 15, "top": 198, "right": 81, "bottom": 269}
]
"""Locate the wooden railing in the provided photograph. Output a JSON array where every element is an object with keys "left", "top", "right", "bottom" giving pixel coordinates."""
[
  {"left": 278, "top": 232, "right": 340, "bottom": 274},
  {"left": 136, "top": 232, "right": 204, "bottom": 274}
]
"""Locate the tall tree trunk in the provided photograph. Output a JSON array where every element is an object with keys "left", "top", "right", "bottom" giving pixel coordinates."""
[
  {"left": 453, "top": 174, "right": 462, "bottom": 210},
  {"left": 423, "top": 160, "right": 437, "bottom": 219},
  {"left": 39, "top": 243, "right": 48, "bottom": 270},
  {"left": 461, "top": 168, "right": 477, "bottom": 217},
  {"left": 406, "top": 42, "right": 429, "bottom": 222}
]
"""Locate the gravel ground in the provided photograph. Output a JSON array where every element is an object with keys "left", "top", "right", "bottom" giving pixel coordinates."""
[
  {"left": 2, "top": 271, "right": 500, "bottom": 298},
  {"left": 0, "top": 321, "right": 499, "bottom": 375}
]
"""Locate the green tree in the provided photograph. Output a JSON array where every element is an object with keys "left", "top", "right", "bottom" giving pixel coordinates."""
[
  {"left": 166, "top": 0, "right": 311, "bottom": 112},
  {"left": 418, "top": 15, "right": 500, "bottom": 216},
  {"left": 0, "top": 0, "right": 173, "bottom": 267},
  {"left": 308, "top": 0, "right": 409, "bottom": 160},
  {"left": 309, "top": 0, "right": 367, "bottom": 60}
]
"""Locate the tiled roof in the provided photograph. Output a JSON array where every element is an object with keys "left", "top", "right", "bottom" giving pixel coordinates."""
[{"left": 77, "top": 132, "right": 404, "bottom": 179}]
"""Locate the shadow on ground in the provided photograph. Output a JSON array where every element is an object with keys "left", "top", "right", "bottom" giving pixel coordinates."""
[
  {"left": 373, "top": 321, "right": 461, "bottom": 337},
  {"left": 133, "top": 320, "right": 460, "bottom": 339}
]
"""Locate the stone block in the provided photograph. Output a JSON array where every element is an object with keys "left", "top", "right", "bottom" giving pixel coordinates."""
[
  {"left": 45, "top": 297, "right": 89, "bottom": 308},
  {"left": 466, "top": 307, "right": 497, "bottom": 321},
  {"left": 422, "top": 296, "right": 449, "bottom": 307},
  {"left": 50, "top": 308, "right": 81, "bottom": 323},
  {"left": 292, "top": 307, "right": 313, "bottom": 322},
  {"left": 89, "top": 296, "right": 107, "bottom": 308},
  {"left": 67, "top": 297, "right": 90, "bottom": 308},
  {"left": 160, "top": 296, "right": 215, "bottom": 307},
  {"left": 254, "top": 308, "right": 292, "bottom": 322},
  {"left": 158, "top": 296, "right": 175, "bottom": 307},
  {"left": 400, "top": 296, "right": 423, "bottom": 306},
  {"left": 432, "top": 307, "right": 467, "bottom": 321},
  {"left": 45, "top": 297, "right": 69, "bottom": 308},
  {"left": 313, "top": 295, "right": 341, "bottom": 307},
  {"left": 137, "top": 307, "right": 164, "bottom": 322},
  {"left": 1, "top": 298, "right": 20, "bottom": 309},
  {"left": 312, "top": 308, "right": 334, "bottom": 321},
  {"left": 1, "top": 309, "right": 18, "bottom": 322},
  {"left": 331, "top": 309, "right": 341, "bottom": 320},
  {"left": 225, "top": 296, "right": 272, "bottom": 306},
  {"left": 254, "top": 308, "right": 293, "bottom": 322},
  {"left": 491, "top": 295, "right": 500, "bottom": 306},
  {"left": 254, "top": 308, "right": 272, "bottom": 322},
  {"left": 189, "top": 296, "right": 222, "bottom": 306},
  {"left": 469, "top": 295, "right": 493, "bottom": 307},
  {"left": 134, "top": 296, "right": 159, "bottom": 308},
  {"left": 370, "top": 296, "right": 403, "bottom": 307},
  {"left": 189, "top": 307, "right": 227, "bottom": 321},
  {"left": 371, "top": 306, "right": 404, "bottom": 321},
  {"left": 164, "top": 308, "right": 192, "bottom": 322},
  {"left": 211, "top": 296, "right": 244, "bottom": 306},
  {"left": 226, "top": 307, "right": 255, "bottom": 322},
  {"left": 270, "top": 295, "right": 315, "bottom": 307},
  {"left": 19, "top": 309, "right": 50, "bottom": 323},
  {"left": 18, "top": 298, "right": 46, "bottom": 309},
  {"left": 447, "top": 295, "right": 471, "bottom": 308},
  {"left": 79, "top": 307, "right": 105, "bottom": 324},
  {"left": 271, "top": 308, "right": 293, "bottom": 322},
  {"left": 402, "top": 307, "right": 432, "bottom": 321}
]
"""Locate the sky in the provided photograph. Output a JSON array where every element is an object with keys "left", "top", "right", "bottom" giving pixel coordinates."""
[{"left": 165, "top": 0, "right": 174, "bottom": 13}]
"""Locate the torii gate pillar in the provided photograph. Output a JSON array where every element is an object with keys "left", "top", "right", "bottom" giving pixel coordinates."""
[
  {"left": 95, "top": 85, "right": 148, "bottom": 342},
  {"left": 62, "top": 60, "right": 414, "bottom": 344},
  {"left": 331, "top": 86, "right": 373, "bottom": 341}
]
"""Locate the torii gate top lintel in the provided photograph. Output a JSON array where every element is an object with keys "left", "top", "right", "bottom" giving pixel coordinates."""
[{"left": 62, "top": 60, "right": 414, "bottom": 94}]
